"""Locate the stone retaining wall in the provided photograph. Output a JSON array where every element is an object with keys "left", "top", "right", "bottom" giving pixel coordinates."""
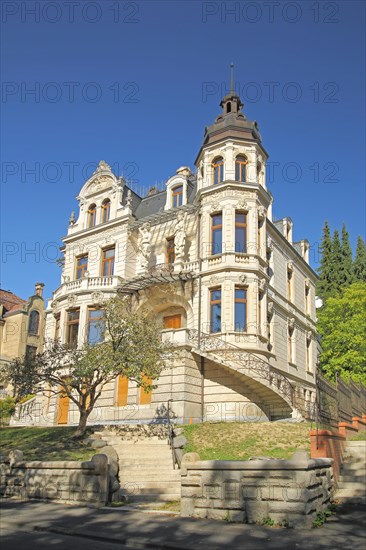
[
  {"left": 181, "top": 451, "right": 334, "bottom": 528},
  {"left": 0, "top": 451, "right": 109, "bottom": 507}
]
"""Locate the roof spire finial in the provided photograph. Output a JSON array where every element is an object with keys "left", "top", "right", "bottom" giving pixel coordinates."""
[{"left": 230, "top": 62, "right": 234, "bottom": 94}]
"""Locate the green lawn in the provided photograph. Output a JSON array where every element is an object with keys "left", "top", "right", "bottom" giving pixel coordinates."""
[
  {"left": 349, "top": 430, "right": 366, "bottom": 441},
  {"left": 0, "top": 427, "right": 95, "bottom": 461},
  {"left": 182, "top": 421, "right": 312, "bottom": 461}
]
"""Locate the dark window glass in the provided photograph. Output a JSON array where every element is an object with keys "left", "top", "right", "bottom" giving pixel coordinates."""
[
  {"left": 235, "top": 212, "right": 247, "bottom": 253},
  {"left": 210, "top": 288, "right": 221, "bottom": 333},
  {"left": 28, "top": 310, "right": 40, "bottom": 335},
  {"left": 87, "top": 309, "right": 105, "bottom": 345},
  {"left": 234, "top": 288, "right": 247, "bottom": 331},
  {"left": 211, "top": 213, "right": 222, "bottom": 255}
]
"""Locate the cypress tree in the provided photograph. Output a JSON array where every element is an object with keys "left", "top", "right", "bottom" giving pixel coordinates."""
[
  {"left": 354, "top": 236, "right": 366, "bottom": 282},
  {"left": 340, "top": 224, "right": 354, "bottom": 287},
  {"left": 316, "top": 221, "right": 334, "bottom": 301},
  {"left": 331, "top": 229, "right": 343, "bottom": 295}
]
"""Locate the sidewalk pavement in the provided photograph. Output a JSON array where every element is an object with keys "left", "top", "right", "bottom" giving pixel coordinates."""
[{"left": 0, "top": 498, "right": 365, "bottom": 550}]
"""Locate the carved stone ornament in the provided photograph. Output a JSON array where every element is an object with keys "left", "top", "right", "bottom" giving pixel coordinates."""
[
  {"left": 267, "top": 301, "right": 274, "bottom": 316},
  {"left": 125, "top": 189, "right": 132, "bottom": 207},
  {"left": 62, "top": 274, "right": 70, "bottom": 283},
  {"left": 258, "top": 278, "right": 266, "bottom": 292},
  {"left": 210, "top": 202, "right": 221, "bottom": 213},
  {"left": 266, "top": 237, "right": 274, "bottom": 251},
  {"left": 174, "top": 211, "right": 187, "bottom": 260},
  {"left": 287, "top": 261, "right": 294, "bottom": 272},
  {"left": 51, "top": 299, "right": 59, "bottom": 313},
  {"left": 288, "top": 317, "right": 295, "bottom": 330},
  {"left": 209, "top": 275, "right": 219, "bottom": 285},
  {"left": 91, "top": 291, "right": 104, "bottom": 305},
  {"left": 306, "top": 330, "right": 312, "bottom": 341},
  {"left": 239, "top": 274, "right": 247, "bottom": 284},
  {"left": 305, "top": 278, "right": 311, "bottom": 290},
  {"left": 95, "top": 160, "right": 112, "bottom": 173},
  {"left": 257, "top": 206, "right": 266, "bottom": 220},
  {"left": 69, "top": 211, "right": 76, "bottom": 225},
  {"left": 67, "top": 294, "right": 77, "bottom": 306},
  {"left": 237, "top": 199, "right": 248, "bottom": 211}
]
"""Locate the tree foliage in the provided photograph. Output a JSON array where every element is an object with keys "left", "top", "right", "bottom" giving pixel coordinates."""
[
  {"left": 4, "top": 296, "right": 177, "bottom": 437},
  {"left": 317, "top": 282, "right": 366, "bottom": 385},
  {"left": 340, "top": 224, "right": 354, "bottom": 287},
  {"left": 316, "top": 221, "right": 334, "bottom": 300},
  {"left": 354, "top": 236, "right": 366, "bottom": 283}
]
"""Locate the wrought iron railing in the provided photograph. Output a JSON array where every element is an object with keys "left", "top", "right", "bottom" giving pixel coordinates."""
[
  {"left": 187, "top": 329, "right": 309, "bottom": 417},
  {"left": 167, "top": 399, "right": 180, "bottom": 468}
]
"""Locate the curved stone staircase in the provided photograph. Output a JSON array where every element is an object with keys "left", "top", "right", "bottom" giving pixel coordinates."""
[{"left": 188, "top": 329, "right": 303, "bottom": 421}]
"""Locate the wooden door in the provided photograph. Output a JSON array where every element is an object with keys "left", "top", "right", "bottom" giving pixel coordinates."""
[
  {"left": 140, "top": 374, "right": 153, "bottom": 405},
  {"left": 163, "top": 314, "right": 181, "bottom": 329},
  {"left": 57, "top": 386, "right": 70, "bottom": 425},
  {"left": 116, "top": 376, "right": 129, "bottom": 407}
]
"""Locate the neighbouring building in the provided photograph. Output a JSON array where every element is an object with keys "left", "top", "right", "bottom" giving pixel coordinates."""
[
  {"left": 0, "top": 283, "right": 45, "bottom": 396},
  {"left": 15, "top": 90, "right": 317, "bottom": 427}
]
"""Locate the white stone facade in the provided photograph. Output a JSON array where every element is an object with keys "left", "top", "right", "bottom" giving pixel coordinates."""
[{"left": 27, "top": 92, "right": 317, "bottom": 427}]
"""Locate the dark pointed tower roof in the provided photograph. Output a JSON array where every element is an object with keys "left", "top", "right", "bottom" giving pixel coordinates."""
[{"left": 195, "top": 66, "right": 265, "bottom": 164}]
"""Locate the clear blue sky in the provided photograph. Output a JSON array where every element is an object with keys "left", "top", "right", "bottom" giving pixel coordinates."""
[{"left": 1, "top": 0, "right": 365, "bottom": 301}]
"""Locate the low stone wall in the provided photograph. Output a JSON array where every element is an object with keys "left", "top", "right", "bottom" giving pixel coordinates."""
[
  {"left": 0, "top": 450, "right": 109, "bottom": 507},
  {"left": 181, "top": 451, "right": 334, "bottom": 528}
]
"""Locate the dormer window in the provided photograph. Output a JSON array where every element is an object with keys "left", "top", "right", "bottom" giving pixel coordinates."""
[
  {"left": 235, "top": 155, "right": 248, "bottom": 182},
  {"left": 101, "top": 199, "right": 111, "bottom": 223},
  {"left": 87, "top": 204, "right": 97, "bottom": 228},
  {"left": 212, "top": 157, "right": 224, "bottom": 185},
  {"left": 226, "top": 101, "right": 231, "bottom": 113},
  {"left": 172, "top": 185, "right": 183, "bottom": 208}
]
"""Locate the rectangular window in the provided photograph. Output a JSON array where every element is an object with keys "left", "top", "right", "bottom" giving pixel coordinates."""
[
  {"left": 234, "top": 287, "right": 247, "bottom": 332},
  {"left": 166, "top": 237, "right": 175, "bottom": 265},
  {"left": 116, "top": 376, "right": 129, "bottom": 407},
  {"left": 210, "top": 288, "right": 222, "bottom": 333},
  {"left": 140, "top": 375, "right": 153, "bottom": 405},
  {"left": 76, "top": 255, "right": 88, "bottom": 279},
  {"left": 258, "top": 291, "right": 262, "bottom": 334},
  {"left": 66, "top": 309, "right": 80, "bottom": 347},
  {"left": 306, "top": 337, "right": 312, "bottom": 372},
  {"left": 87, "top": 308, "right": 105, "bottom": 345},
  {"left": 257, "top": 220, "right": 261, "bottom": 255},
  {"left": 172, "top": 186, "right": 183, "bottom": 208},
  {"left": 305, "top": 285, "right": 310, "bottom": 315},
  {"left": 211, "top": 213, "right": 222, "bottom": 255},
  {"left": 287, "top": 269, "right": 293, "bottom": 302},
  {"left": 288, "top": 328, "right": 294, "bottom": 364},
  {"left": 235, "top": 212, "right": 247, "bottom": 253},
  {"left": 54, "top": 314, "right": 60, "bottom": 341},
  {"left": 25, "top": 345, "right": 37, "bottom": 360},
  {"left": 102, "top": 247, "right": 115, "bottom": 276}
]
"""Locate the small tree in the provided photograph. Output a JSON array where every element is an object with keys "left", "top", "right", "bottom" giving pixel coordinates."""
[
  {"left": 354, "top": 236, "right": 366, "bottom": 283},
  {"left": 340, "top": 224, "right": 354, "bottom": 288},
  {"left": 316, "top": 221, "right": 334, "bottom": 301},
  {"left": 317, "top": 282, "right": 366, "bottom": 385},
  {"left": 11, "top": 297, "right": 176, "bottom": 438},
  {"left": 331, "top": 229, "right": 343, "bottom": 296}
]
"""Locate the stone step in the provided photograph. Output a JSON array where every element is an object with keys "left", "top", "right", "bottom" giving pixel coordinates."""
[
  {"left": 335, "top": 491, "right": 366, "bottom": 504},
  {"left": 336, "top": 481, "right": 366, "bottom": 491},
  {"left": 126, "top": 494, "right": 181, "bottom": 503},
  {"left": 119, "top": 472, "right": 181, "bottom": 480},
  {"left": 346, "top": 441, "right": 366, "bottom": 448},
  {"left": 338, "top": 474, "right": 366, "bottom": 483}
]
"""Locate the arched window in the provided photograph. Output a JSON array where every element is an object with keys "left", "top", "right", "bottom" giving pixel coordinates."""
[
  {"left": 226, "top": 101, "right": 231, "bottom": 113},
  {"left": 28, "top": 310, "right": 40, "bottom": 336},
  {"left": 235, "top": 155, "right": 248, "bottom": 183},
  {"left": 101, "top": 199, "right": 111, "bottom": 223},
  {"left": 212, "top": 157, "right": 224, "bottom": 185},
  {"left": 87, "top": 204, "right": 97, "bottom": 228}
]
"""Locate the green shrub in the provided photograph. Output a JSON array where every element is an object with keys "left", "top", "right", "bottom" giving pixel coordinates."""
[{"left": 0, "top": 396, "right": 16, "bottom": 424}]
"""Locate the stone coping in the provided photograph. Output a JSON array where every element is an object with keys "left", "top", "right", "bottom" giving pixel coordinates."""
[
  {"left": 309, "top": 429, "right": 346, "bottom": 439},
  {"left": 183, "top": 457, "right": 333, "bottom": 471}
]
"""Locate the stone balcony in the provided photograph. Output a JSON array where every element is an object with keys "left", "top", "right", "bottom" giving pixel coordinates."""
[{"left": 53, "top": 276, "right": 124, "bottom": 300}]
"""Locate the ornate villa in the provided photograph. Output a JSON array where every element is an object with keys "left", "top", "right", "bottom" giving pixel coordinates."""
[{"left": 15, "top": 90, "right": 317, "bottom": 427}]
